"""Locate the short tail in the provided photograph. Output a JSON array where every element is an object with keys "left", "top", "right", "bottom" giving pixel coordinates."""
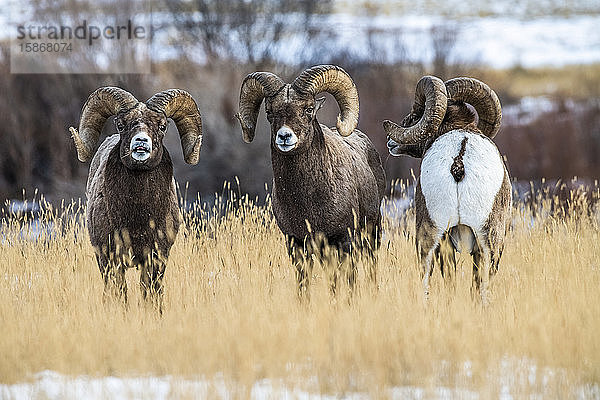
[{"left": 450, "top": 137, "right": 468, "bottom": 182}]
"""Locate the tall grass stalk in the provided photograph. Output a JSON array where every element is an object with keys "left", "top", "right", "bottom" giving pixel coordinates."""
[{"left": 1, "top": 186, "right": 599, "bottom": 397}]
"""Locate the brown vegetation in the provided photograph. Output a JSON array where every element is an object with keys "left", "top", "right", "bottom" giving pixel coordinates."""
[
  {"left": 1, "top": 52, "right": 599, "bottom": 204},
  {"left": 0, "top": 190, "right": 599, "bottom": 396}
]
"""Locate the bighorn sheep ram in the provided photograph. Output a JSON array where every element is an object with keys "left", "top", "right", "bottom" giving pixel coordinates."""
[
  {"left": 69, "top": 87, "right": 203, "bottom": 307},
  {"left": 236, "top": 65, "right": 385, "bottom": 293},
  {"left": 384, "top": 76, "right": 511, "bottom": 300}
]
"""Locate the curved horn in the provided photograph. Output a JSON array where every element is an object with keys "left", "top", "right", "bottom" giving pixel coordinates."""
[
  {"left": 236, "top": 72, "right": 286, "bottom": 143},
  {"left": 69, "top": 87, "right": 138, "bottom": 162},
  {"left": 382, "top": 75, "right": 448, "bottom": 144},
  {"left": 292, "top": 65, "right": 359, "bottom": 137},
  {"left": 444, "top": 77, "right": 502, "bottom": 138},
  {"left": 146, "top": 89, "right": 203, "bottom": 165}
]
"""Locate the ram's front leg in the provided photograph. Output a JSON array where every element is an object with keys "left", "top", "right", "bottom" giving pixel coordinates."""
[
  {"left": 140, "top": 253, "right": 166, "bottom": 312},
  {"left": 288, "top": 236, "right": 313, "bottom": 298},
  {"left": 364, "top": 222, "right": 381, "bottom": 288},
  {"left": 338, "top": 240, "right": 357, "bottom": 294},
  {"left": 97, "top": 253, "right": 128, "bottom": 303}
]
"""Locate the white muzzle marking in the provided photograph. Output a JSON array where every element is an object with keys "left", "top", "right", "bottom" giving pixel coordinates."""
[
  {"left": 130, "top": 132, "right": 152, "bottom": 161},
  {"left": 275, "top": 125, "right": 298, "bottom": 152},
  {"left": 387, "top": 138, "right": 403, "bottom": 157}
]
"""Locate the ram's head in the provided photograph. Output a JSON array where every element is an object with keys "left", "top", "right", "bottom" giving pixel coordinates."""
[
  {"left": 236, "top": 65, "right": 359, "bottom": 154},
  {"left": 384, "top": 76, "right": 502, "bottom": 158},
  {"left": 70, "top": 87, "right": 203, "bottom": 169}
]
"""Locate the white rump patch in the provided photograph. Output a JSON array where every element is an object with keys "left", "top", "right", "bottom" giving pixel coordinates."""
[
  {"left": 130, "top": 132, "right": 152, "bottom": 161},
  {"left": 275, "top": 125, "right": 298, "bottom": 152},
  {"left": 420, "top": 130, "right": 505, "bottom": 236}
]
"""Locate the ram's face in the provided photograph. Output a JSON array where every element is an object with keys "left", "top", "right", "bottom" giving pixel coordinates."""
[
  {"left": 265, "top": 90, "right": 321, "bottom": 155},
  {"left": 116, "top": 104, "right": 167, "bottom": 170}
]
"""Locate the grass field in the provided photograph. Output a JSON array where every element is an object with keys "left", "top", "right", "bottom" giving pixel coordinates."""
[
  {"left": 1, "top": 185, "right": 600, "bottom": 398},
  {"left": 479, "top": 64, "right": 600, "bottom": 100}
]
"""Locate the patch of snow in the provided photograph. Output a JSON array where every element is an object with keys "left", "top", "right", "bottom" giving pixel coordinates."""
[
  {"left": 0, "top": 372, "right": 358, "bottom": 400},
  {"left": 382, "top": 195, "right": 413, "bottom": 221},
  {"left": 3, "top": 360, "right": 598, "bottom": 399},
  {"left": 502, "top": 96, "right": 596, "bottom": 126},
  {"left": 502, "top": 96, "right": 559, "bottom": 126},
  {"left": 150, "top": 12, "right": 600, "bottom": 68},
  {"left": 4, "top": 6, "right": 600, "bottom": 69}
]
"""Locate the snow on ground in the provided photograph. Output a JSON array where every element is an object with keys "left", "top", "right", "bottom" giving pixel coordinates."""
[
  {"left": 149, "top": 12, "right": 600, "bottom": 68},
  {"left": 291, "top": 13, "right": 600, "bottom": 68},
  {"left": 2, "top": 358, "right": 599, "bottom": 400},
  {"left": 2, "top": 1, "right": 600, "bottom": 69},
  {"left": 0, "top": 371, "right": 420, "bottom": 400},
  {"left": 0, "top": 370, "right": 491, "bottom": 400}
]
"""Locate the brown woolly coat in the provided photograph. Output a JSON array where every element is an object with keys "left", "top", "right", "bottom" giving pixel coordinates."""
[
  {"left": 86, "top": 135, "right": 180, "bottom": 265},
  {"left": 271, "top": 121, "right": 385, "bottom": 246}
]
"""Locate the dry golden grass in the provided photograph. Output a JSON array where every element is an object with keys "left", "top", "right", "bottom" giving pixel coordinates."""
[
  {"left": 1, "top": 186, "right": 599, "bottom": 398},
  {"left": 476, "top": 63, "right": 600, "bottom": 100}
]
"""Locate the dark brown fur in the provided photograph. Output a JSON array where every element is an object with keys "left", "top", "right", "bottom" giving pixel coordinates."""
[
  {"left": 479, "top": 170, "right": 512, "bottom": 281},
  {"left": 402, "top": 100, "right": 479, "bottom": 158},
  {"left": 86, "top": 104, "right": 180, "bottom": 309},
  {"left": 437, "top": 101, "right": 478, "bottom": 137},
  {"left": 450, "top": 137, "right": 468, "bottom": 182},
  {"left": 415, "top": 180, "right": 438, "bottom": 262},
  {"left": 266, "top": 88, "right": 385, "bottom": 293}
]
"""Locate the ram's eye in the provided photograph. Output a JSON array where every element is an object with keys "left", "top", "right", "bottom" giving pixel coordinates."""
[
  {"left": 305, "top": 106, "right": 315, "bottom": 115},
  {"left": 159, "top": 121, "right": 167, "bottom": 132},
  {"left": 115, "top": 120, "right": 125, "bottom": 132}
]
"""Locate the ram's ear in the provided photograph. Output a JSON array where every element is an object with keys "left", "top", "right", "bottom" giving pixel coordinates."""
[{"left": 315, "top": 97, "right": 326, "bottom": 112}]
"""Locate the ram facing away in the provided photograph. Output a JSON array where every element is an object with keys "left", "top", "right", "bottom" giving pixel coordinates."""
[
  {"left": 236, "top": 65, "right": 386, "bottom": 294},
  {"left": 69, "top": 87, "right": 203, "bottom": 309},
  {"left": 384, "top": 76, "right": 511, "bottom": 301}
]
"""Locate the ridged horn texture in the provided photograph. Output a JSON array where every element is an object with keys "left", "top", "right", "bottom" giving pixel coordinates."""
[
  {"left": 236, "top": 72, "right": 286, "bottom": 143},
  {"left": 444, "top": 77, "right": 502, "bottom": 139},
  {"left": 382, "top": 75, "right": 448, "bottom": 144},
  {"left": 70, "top": 87, "right": 138, "bottom": 162},
  {"left": 146, "top": 89, "right": 203, "bottom": 165},
  {"left": 292, "top": 65, "right": 359, "bottom": 137}
]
